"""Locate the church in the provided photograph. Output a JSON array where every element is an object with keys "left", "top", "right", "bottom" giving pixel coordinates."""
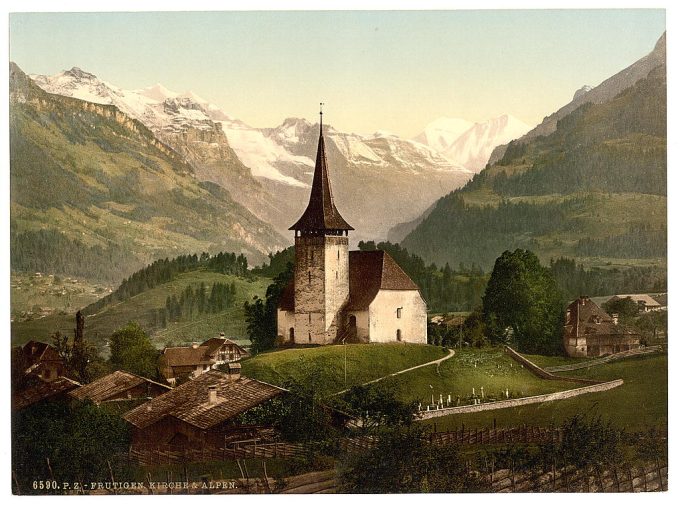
[{"left": 277, "top": 108, "right": 427, "bottom": 345}]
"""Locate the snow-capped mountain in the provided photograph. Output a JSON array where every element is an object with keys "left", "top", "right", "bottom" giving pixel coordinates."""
[
  {"left": 413, "top": 117, "right": 473, "bottom": 154},
  {"left": 414, "top": 114, "right": 531, "bottom": 172},
  {"left": 442, "top": 115, "right": 531, "bottom": 172},
  {"left": 31, "top": 67, "right": 472, "bottom": 241}
]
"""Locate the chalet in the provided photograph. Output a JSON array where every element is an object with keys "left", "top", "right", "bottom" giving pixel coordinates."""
[
  {"left": 122, "top": 367, "right": 285, "bottom": 449},
  {"left": 563, "top": 296, "right": 641, "bottom": 357},
  {"left": 607, "top": 294, "right": 663, "bottom": 313},
  {"left": 201, "top": 334, "right": 250, "bottom": 365},
  {"left": 158, "top": 334, "right": 250, "bottom": 384},
  {"left": 69, "top": 370, "right": 170, "bottom": 405},
  {"left": 16, "top": 341, "right": 65, "bottom": 382},
  {"left": 12, "top": 376, "right": 81, "bottom": 412},
  {"left": 277, "top": 109, "right": 427, "bottom": 345}
]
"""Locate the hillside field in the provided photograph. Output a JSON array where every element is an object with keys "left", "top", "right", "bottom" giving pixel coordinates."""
[
  {"left": 240, "top": 343, "right": 449, "bottom": 394},
  {"left": 423, "top": 353, "right": 667, "bottom": 432},
  {"left": 10, "top": 270, "right": 270, "bottom": 352}
]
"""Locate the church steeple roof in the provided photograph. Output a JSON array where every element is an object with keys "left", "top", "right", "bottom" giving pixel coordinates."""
[{"left": 289, "top": 105, "right": 353, "bottom": 233}]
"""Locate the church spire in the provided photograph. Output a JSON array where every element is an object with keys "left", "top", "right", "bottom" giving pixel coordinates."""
[{"left": 289, "top": 105, "right": 353, "bottom": 234}]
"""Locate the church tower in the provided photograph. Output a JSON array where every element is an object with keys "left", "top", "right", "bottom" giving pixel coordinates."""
[{"left": 289, "top": 105, "right": 353, "bottom": 344}]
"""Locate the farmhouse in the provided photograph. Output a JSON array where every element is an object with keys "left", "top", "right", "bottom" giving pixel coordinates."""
[
  {"left": 14, "top": 340, "right": 66, "bottom": 382},
  {"left": 277, "top": 110, "right": 427, "bottom": 345},
  {"left": 69, "top": 370, "right": 170, "bottom": 405},
  {"left": 563, "top": 296, "right": 641, "bottom": 357},
  {"left": 12, "top": 376, "right": 80, "bottom": 411},
  {"left": 158, "top": 334, "right": 250, "bottom": 384},
  {"left": 607, "top": 294, "right": 663, "bottom": 313},
  {"left": 122, "top": 367, "right": 285, "bottom": 448}
]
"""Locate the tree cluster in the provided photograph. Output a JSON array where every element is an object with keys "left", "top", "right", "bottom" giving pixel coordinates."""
[{"left": 84, "top": 251, "right": 248, "bottom": 315}]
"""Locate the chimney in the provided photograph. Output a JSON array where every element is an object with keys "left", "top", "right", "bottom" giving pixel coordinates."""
[
  {"left": 219, "top": 332, "right": 225, "bottom": 338},
  {"left": 191, "top": 342, "right": 198, "bottom": 349},
  {"left": 228, "top": 363, "right": 241, "bottom": 381},
  {"left": 208, "top": 385, "right": 218, "bottom": 404},
  {"left": 612, "top": 313, "right": 619, "bottom": 325}
]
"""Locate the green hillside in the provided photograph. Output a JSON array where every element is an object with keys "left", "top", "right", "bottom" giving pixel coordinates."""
[
  {"left": 241, "top": 343, "right": 448, "bottom": 393},
  {"left": 10, "top": 269, "right": 270, "bottom": 352},
  {"left": 9, "top": 62, "right": 285, "bottom": 283},
  {"left": 402, "top": 64, "right": 666, "bottom": 271},
  {"left": 426, "top": 353, "right": 667, "bottom": 432}
]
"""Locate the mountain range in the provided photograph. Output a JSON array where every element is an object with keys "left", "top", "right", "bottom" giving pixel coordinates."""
[
  {"left": 9, "top": 62, "right": 287, "bottom": 281},
  {"left": 414, "top": 114, "right": 531, "bottom": 171},
  {"left": 399, "top": 33, "right": 666, "bottom": 271},
  {"left": 31, "top": 69, "right": 474, "bottom": 242}
]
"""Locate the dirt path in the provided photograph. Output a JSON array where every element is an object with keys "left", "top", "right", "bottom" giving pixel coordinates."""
[{"left": 333, "top": 348, "right": 455, "bottom": 396}]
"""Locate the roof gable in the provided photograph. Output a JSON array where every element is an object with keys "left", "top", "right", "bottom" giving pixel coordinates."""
[
  {"left": 160, "top": 345, "right": 212, "bottom": 367},
  {"left": 347, "top": 250, "right": 419, "bottom": 310},
  {"left": 123, "top": 371, "right": 285, "bottom": 430},
  {"left": 70, "top": 370, "right": 170, "bottom": 403}
]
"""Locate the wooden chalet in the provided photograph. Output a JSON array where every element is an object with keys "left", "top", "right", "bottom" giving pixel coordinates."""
[
  {"left": 123, "top": 367, "right": 285, "bottom": 448},
  {"left": 12, "top": 376, "right": 81, "bottom": 412},
  {"left": 563, "top": 296, "right": 642, "bottom": 357},
  {"left": 69, "top": 370, "right": 171, "bottom": 405},
  {"left": 16, "top": 341, "right": 66, "bottom": 382},
  {"left": 158, "top": 333, "right": 250, "bottom": 384}
]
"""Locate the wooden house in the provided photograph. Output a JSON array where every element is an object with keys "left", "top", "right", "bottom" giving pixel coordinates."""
[
  {"left": 123, "top": 367, "right": 285, "bottom": 449},
  {"left": 69, "top": 370, "right": 170, "bottom": 405}
]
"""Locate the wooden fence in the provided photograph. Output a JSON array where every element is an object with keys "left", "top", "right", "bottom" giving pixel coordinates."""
[
  {"left": 487, "top": 461, "right": 667, "bottom": 493},
  {"left": 429, "top": 426, "right": 562, "bottom": 446},
  {"left": 129, "top": 441, "right": 307, "bottom": 466}
]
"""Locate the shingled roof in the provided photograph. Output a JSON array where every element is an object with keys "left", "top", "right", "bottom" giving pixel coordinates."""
[
  {"left": 289, "top": 121, "right": 353, "bottom": 232},
  {"left": 70, "top": 370, "right": 170, "bottom": 403},
  {"left": 161, "top": 345, "right": 213, "bottom": 367},
  {"left": 347, "top": 250, "right": 420, "bottom": 310},
  {"left": 123, "top": 370, "right": 285, "bottom": 430},
  {"left": 12, "top": 377, "right": 80, "bottom": 411},
  {"left": 565, "top": 297, "right": 638, "bottom": 337}
]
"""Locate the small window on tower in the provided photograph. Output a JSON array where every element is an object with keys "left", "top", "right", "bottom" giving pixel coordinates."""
[
  {"left": 397, "top": 307, "right": 402, "bottom": 319},
  {"left": 337, "top": 249, "right": 340, "bottom": 260},
  {"left": 308, "top": 313, "right": 311, "bottom": 324},
  {"left": 336, "top": 271, "right": 338, "bottom": 279},
  {"left": 311, "top": 250, "right": 314, "bottom": 261},
  {"left": 308, "top": 271, "right": 312, "bottom": 284}
]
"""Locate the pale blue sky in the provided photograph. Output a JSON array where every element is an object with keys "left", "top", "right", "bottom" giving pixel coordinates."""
[{"left": 9, "top": 10, "right": 665, "bottom": 136}]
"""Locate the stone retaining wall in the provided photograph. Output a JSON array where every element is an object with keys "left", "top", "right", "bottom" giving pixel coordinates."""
[
  {"left": 416, "top": 379, "right": 624, "bottom": 420},
  {"left": 545, "top": 345, "right": 664, "bottom": 373},
  {"left": 503, "top": 346, "right": 601, "bottom": 385}
]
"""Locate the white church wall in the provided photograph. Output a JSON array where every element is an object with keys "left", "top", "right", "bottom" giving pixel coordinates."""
[
  {"left": 368, "top": 290, "right": 427, "bottom": 344},
  {"left": 345, "top": 309, "right": 370, "bottom": 342}
]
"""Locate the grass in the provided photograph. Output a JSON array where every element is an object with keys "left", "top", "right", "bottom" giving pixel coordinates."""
[
  {"left": 422, "top": 354, "right": 667, "bottom": 433},
  {"left": 241, "top": 343, "right": 448, "bottom": 393},
  {"left": 375, "top": 347, "right": 581, "bottom": 406},
  {"left": 10, "top": 270, "right": 270, "bottom": 353}
]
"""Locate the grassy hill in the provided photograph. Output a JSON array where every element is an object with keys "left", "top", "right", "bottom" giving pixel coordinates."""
[
  {"left": 402, "top": 64, "right": 666, "bottom": 271},
  {"left": 425, "top": 353, "right": 666, "bottom": 432},
  {"left": 10, "top": 269, "right": 270, "bottom": 352},
  {"left": 241, "top": 343, "right": 449, "bottom": 393},
  {"left": 9, "top": 62, "right": 286, "bottom": 283}
]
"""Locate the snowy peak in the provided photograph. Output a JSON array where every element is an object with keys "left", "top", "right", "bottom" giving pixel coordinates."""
[
  {"left": 443, "top": 114, "right": 531, "bottom": 172},
  {"left": 414, "top": 114, "right": 532, "bottom": 172},
  {"left": 63, "top": 66, "right": 98, "bottom": 80},
  {"left": 136, "top": 83, "right": 179, "bottom": 102},
  {"left": 413, "top": 117, "right": 473, "bottom": 154}
]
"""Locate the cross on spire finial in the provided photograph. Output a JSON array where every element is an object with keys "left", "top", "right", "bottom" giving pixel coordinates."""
[{"left": 319, "top": 102, "right": 324, "bottom": 134}]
